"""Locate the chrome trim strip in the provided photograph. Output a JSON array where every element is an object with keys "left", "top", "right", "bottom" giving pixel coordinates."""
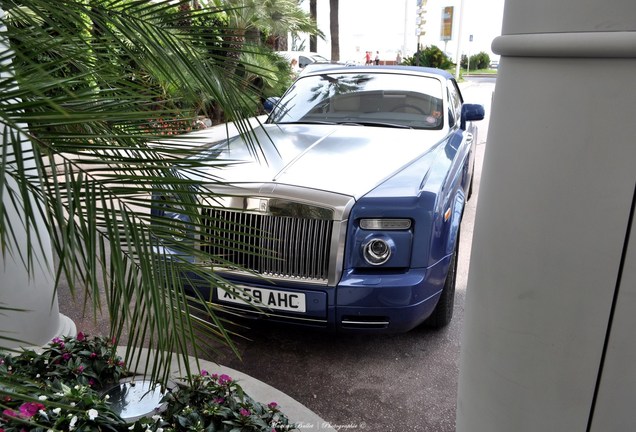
[
  {"left": 329, "top": 220, "right": 348, "bottom": 286},
  {"left": 341, "top": 320, "right": 390, "bottom": 326}
]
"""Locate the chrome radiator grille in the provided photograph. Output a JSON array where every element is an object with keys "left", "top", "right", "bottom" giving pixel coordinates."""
[{"left": 201, "top": 208, "right": 333, "bottom": 282}]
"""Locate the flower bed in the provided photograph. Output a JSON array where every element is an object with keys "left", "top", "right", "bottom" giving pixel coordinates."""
[{"left": 0, "top": 334, "right": 296, "bottom": 431}]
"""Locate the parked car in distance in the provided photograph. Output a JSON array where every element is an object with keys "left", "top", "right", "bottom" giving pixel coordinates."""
[
  {"left": 154, "top": 66, "right": 485, "bottom": 333},
  {"left": 297, "top": 61, "right": 354, "bottom": 77},
  {"left": 275, "top": 50, "right": 330, "bottom": 69}
]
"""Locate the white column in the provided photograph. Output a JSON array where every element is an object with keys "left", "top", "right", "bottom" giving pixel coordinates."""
[
  {"left": 1, "top": 9, "right": 76, "bottom": 349},
  {"left": 456, "top": 1, "right": 636, "bottom": 430}
]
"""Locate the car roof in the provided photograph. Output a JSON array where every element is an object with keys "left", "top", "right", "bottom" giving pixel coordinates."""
[
  {"left": 276, "top": 51, "right": 329, "bottom": 60},
  {"left": 297, "top": 65, "right": 455, "bottom": 80}
]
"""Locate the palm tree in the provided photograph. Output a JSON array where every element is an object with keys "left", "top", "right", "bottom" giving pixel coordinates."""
[
  {"left": 213, "top": 0, "right": 320, "bottom": 52},
  {"left": 309, "top": 0, "right": 317, "bottom": 52},
  {"left": 0, "top": 0, "right": 272, "bottom": 384},
  {"left": 329, "top": 0, "right": 339, "bottom": 61}
]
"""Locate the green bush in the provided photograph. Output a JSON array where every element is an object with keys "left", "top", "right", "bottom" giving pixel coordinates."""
[
  {"left": 403, "top": 45, "right": 453, "bottom": 69},
  {"left": 465, "top": 51, "right": 491, "bottom": 70}
]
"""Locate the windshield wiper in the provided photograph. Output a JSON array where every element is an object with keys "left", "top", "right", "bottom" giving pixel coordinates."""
[
  {"left": 339, "top": 121, "right": 413, "bottom": 129},
  {"left": 277, "top": 120, "right": 338, "bottom": 125}
]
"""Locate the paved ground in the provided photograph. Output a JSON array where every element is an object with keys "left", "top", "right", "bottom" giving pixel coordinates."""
[{"left": 58, "top": 77, "right": 497, "bottom": 432}]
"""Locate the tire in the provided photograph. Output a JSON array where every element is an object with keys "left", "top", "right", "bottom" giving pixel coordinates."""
[{"left": 425, "top": 243, "right": 458, "bottom": 329}]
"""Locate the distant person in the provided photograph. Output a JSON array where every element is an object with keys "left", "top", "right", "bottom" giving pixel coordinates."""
[
  {"left": 365, "top": 51, "right": 372, "bottom": 65},
  {"left": 374, "top": 51, "right": 380, "bottom": 65},
  {"left": 290, "top": 58, "right": 299, "bottom": 77},
  {"left": 396, "top": 51, "right": 402, "bottom": 65}
]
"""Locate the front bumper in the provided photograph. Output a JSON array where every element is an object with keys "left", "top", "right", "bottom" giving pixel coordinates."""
[{"left": 188, "top": 257, "right": 449, "bottom": 334}]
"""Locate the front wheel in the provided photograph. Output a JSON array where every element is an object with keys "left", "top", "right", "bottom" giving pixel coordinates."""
[{"left": 425, "top": 244, "right": 458, "bottom": 329}]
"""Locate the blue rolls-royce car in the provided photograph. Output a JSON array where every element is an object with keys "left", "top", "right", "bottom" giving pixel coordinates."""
[{"left": 155, "top": 66, "right": 484, "bottom": 333}]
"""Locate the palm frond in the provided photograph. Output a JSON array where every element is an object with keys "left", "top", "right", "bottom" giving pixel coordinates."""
[{"left": 0, "top": 0, "right": 275, "bottom": 383}]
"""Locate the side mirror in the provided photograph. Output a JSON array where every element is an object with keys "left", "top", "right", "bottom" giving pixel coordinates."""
[
  {"left": 263, "top": 97, "right": 280, "bottom": 113},
  {"left": 461, "top": 103, "right": 485, "bottom": 129}
]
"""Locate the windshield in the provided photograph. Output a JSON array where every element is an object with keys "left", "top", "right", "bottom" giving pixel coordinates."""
[{"left": 267, "top": 72, "right": 444, "bottom": 130}]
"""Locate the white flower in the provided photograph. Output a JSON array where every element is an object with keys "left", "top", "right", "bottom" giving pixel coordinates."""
[
  {"left": 87, "top": 409, "right": 98, "bottom": 421},
  {"left": 36, "top": 374, "right": 41, "bottom": 378},
  {"left": 70, "top": 402, "right": 76, "bottom": 407},
  {"left": 74, "top": 385, "right": 81, "bottom": 390},
  {"left": 104, "top": 394, "right": 110, "bottom": 400},
  {"left": 69, "top": 415, "right": 78, "bottom": 430},
  {"left": 52, "top": 408, "right": 62, "bottom": 415},
  {"left": 38, "top": 395, "right": 47, "bottom": 401},
  {"left": 152, "top": 415, "right": 162, "bottom": 422}
]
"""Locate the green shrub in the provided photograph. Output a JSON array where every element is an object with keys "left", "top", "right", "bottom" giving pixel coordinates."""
[
  {"left": 466, "top": 51, "right": 491, "bottom": 70},
  {"left": 403, "top": 45, "right": 453, "bottom": 69}
]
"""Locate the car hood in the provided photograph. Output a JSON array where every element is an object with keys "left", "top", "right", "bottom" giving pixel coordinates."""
[{"left": 193, "top": 123, "right": 447, "bottom": 198}]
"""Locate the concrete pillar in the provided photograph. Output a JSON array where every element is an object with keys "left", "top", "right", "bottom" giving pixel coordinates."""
[
  {"left": 456, "top": 1, "right": 636, "bottom": 430},
  {"left": 1, "top": 9, "right": 76, "bottom": 349}
]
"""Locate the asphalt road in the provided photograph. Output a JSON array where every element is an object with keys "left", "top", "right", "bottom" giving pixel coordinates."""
[{"left": 58, "top": 77, "right": 497, "bottom": 432}]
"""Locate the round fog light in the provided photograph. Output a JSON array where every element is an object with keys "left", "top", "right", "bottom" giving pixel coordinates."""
[{"left": 363, "top": 238, "right": 392, "bottom": 265}]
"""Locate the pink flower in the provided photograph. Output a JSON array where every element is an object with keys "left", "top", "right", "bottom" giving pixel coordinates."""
[
  {"left": 89, "top": 352, "right": 98, "bottom": 359},
  {"left": 239, "top": 408, "right": 251, "bottom": 417},
  {"left": 2, "top": 409, "right": 17, "bottom": 418},
  {"left": 88, "top": 378, "right": 96, "bottom": 387},
  {"left": 200, "top": 369, "right": 209, "bottom": 376},
  {"left": 213, "top": 397, "right": 225, "bottom": 404},
  {"left": 218, "top": 374, "right": 232, "bottom": 385},
  {"left": 77, "top": 332, "right": 86, "bottom": 341},
  {"left": 268, "top": 402, "right": 278, "bottom": 410},
  {"left": 62, "top": 353, "right": 71, "bottom": 361},
  {"left": 18, "top": 402, "right": 45, "bottom": 418},
  {"left": 76, "top": 365, "right": 85, "bottom": 373}
]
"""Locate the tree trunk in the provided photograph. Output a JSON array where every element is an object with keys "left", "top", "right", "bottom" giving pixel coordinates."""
[
  {"left": 310, "top": 0, "right": 317, "bottom": 52},
  {"left": 329, "top": 0, "right": 339, "bottom": 61}
]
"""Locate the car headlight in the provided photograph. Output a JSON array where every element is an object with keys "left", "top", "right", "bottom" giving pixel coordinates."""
[
  {"left": 151, "top": 194, "right": 194, "bottom": 245},
  {"left": 362, "top": 238, "right": 393, "bottom": 266},
  {"left": 164, "top": 207, "right": 190, "bottom": 242}
]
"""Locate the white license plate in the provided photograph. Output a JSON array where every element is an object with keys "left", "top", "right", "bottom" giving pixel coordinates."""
[{"left": 216, "top": 286, "right": 306, "bottom": 313}]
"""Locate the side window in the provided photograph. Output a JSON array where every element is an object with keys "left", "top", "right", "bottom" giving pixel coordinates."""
[
  {"left": 447, "top": 81, "right": 462, "bottom": 129},
  {"left": 447, "top": 88, "right": 456, "bottom": 128},
  {"left": 299, "top": 55, "right": 310, "bottom": 68}
]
